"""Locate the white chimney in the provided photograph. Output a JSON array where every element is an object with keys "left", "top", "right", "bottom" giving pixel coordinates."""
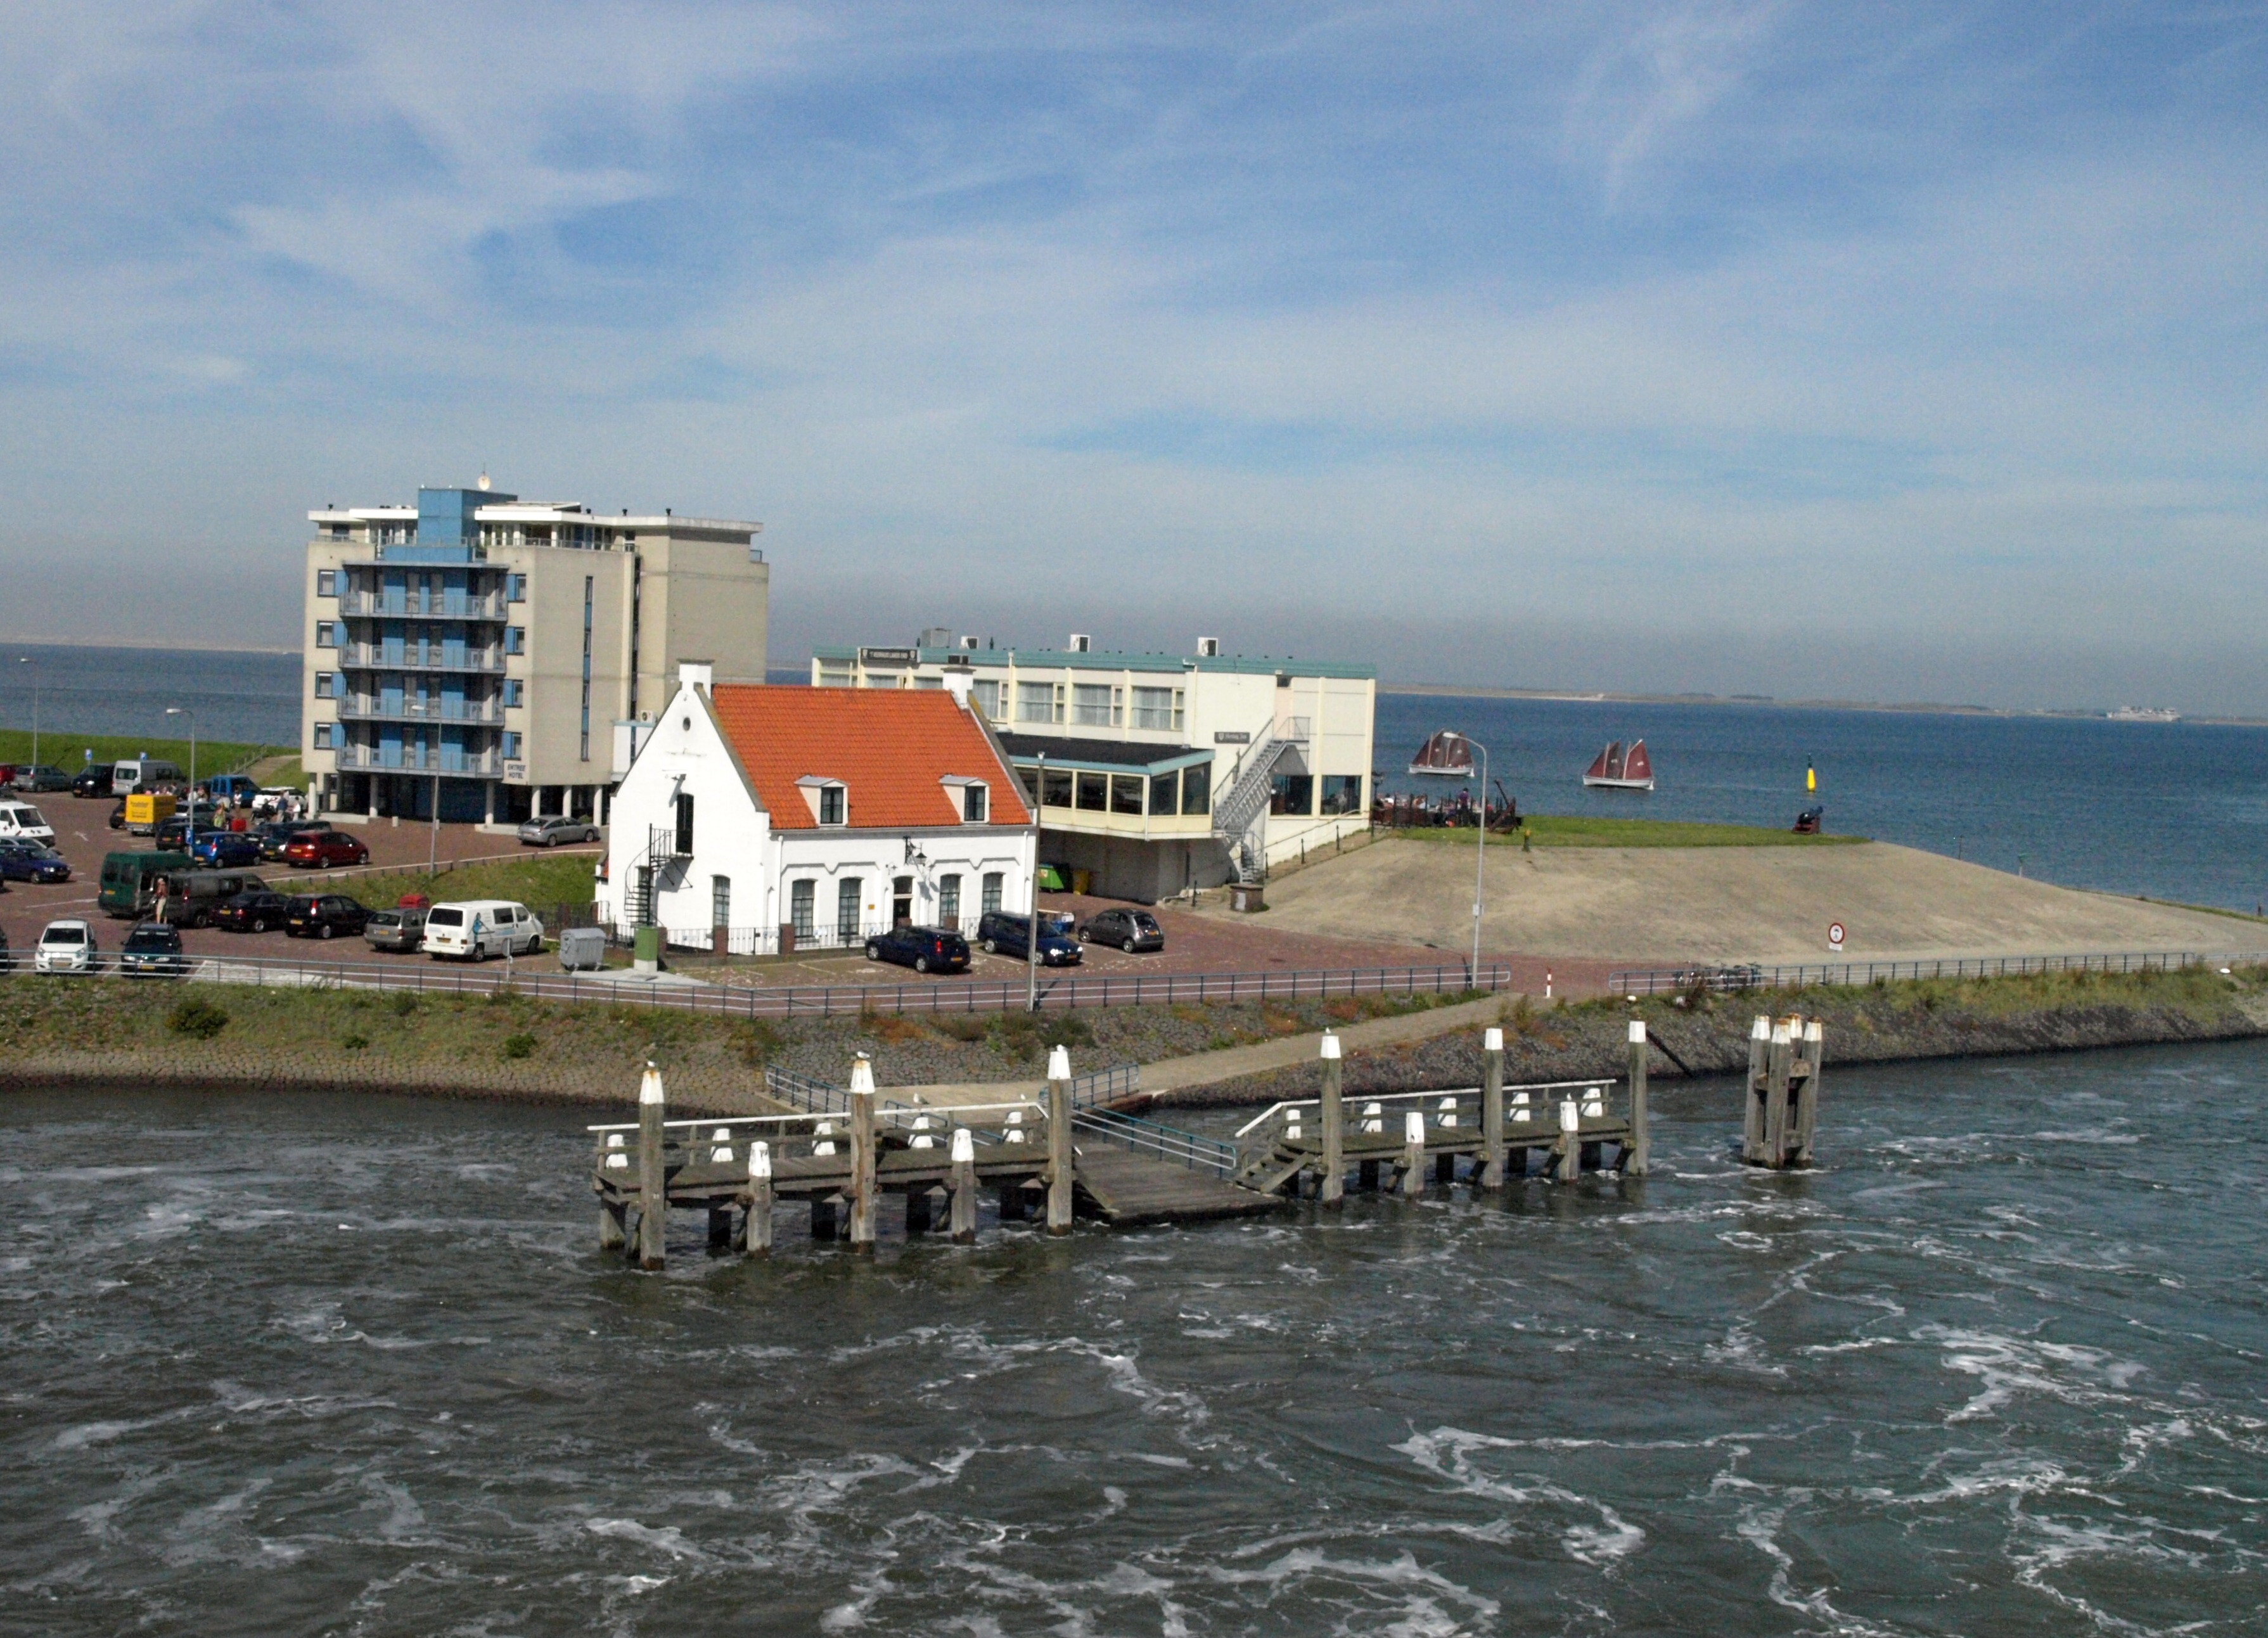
[
  {"left": 677, "top": 658, "right": 714, "bottom": 692},
  {"left": 1197, "top": 636, "right": 1220, "bottom": 658},
  {"left": 942, "top": 671, "right": 973, "bottom": 707},
  {"left": 1068, "top": 633, "right": 1091, "bottom": 653}
]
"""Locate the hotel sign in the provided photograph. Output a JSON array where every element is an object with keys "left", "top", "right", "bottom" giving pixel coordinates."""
[
  {"left": 860, "top": 646, "right": 917, "bottom": 668},
  {"left": 1214, "top": 731, "right": 1251, "bottom": 745}
]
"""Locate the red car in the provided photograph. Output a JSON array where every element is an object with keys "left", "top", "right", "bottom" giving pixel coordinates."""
[{"left": 280, "top": 829, "right": 370, "bottom": 869}]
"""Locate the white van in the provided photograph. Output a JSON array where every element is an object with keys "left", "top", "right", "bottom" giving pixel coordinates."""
[
  {"left": 0, "top": 802, "right": 56, "bottom": 845},
  {"left": 423, "top": 899, "right": 545, "bottom": 961},
  {"left": 111, "top": 758, "right": 186, "bottom": 797}
]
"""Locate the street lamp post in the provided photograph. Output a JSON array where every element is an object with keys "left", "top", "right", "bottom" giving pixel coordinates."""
[
  {"left": 1026, "top": 752, "right": 1047, "bottom": 1013},
  {"left": 1410, "top": 729, "right": 1490, "bottom": 983},
  {"left": 165, "top": 707, "right": 196, "bottom": 850},
  {"left": 16, "top": 656, "right": 36, "bottom": 768}
]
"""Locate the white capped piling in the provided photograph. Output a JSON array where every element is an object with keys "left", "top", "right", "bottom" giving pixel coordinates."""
[
  {"left": 1743, "top": 1016, "right": 1771, "bottom": 1162},
  {"left": 636, "top": 1061, "right": 667, "bottom": 1270},
  {"left": 745, "top": 1142, "right": 774, "bottom": 1257},
  {"left": 906, "top": 1186, "right": 934, "bottom": 1235},
  {"left": 849, "top": 1053, "right": 878, "bottom": 1251},
  {"left": 1480, "top": 1026, "right": 1506, "bottom": 1187},
  {"left": 1556, "top": 1096, "right": 1580, "bottom": 1184},
  {"left": 599, "top": 1132, "right": 629, "bottom": 1251},
  {"left": 1046, "top": 1044, "right": 1075, "bottom": 1236},
  {"left": 1319, "top": 1032, "right": 1345, "bottom": 1206},
  {"left": 1764, "top": 1021, "right": 1793, "bottom": 1167},
  {"left": 1626, "top": 1020, "right": 1651, "bottom": 1177},
  {"left": 1435, "top": 1097, "right": 1459, "bottom": 1183},
  {"left": 949, "top": 1127, "right": 977, "bottom": 1243},
  {"left": 1400, "top": 1110, "right": 1426, "bottom": 1199},
  {"left": 1793, "top": 1020, "right": 1824, "bottom": 1166}
]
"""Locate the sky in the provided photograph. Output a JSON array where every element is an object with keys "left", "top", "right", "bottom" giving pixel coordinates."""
[{"left": 2, "top": 2, "right": 2265, "bottom": 710}]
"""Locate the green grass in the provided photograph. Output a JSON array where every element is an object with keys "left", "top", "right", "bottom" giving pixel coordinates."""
[
  {"left": 1391, "top": 815, "right": 1868, "bottom": 848},
  {"left": 278, "top": 850, "right": 599, "bottom": 914},
  {"left": 0, "top": 729, "right": 281, "bottom": 777}
]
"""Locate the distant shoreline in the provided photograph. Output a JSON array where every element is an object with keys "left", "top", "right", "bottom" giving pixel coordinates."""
[{"left": 1376, "top": 682, "right": 2268, "bottom": 729}]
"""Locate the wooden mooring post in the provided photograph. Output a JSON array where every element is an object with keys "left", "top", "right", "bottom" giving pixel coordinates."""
[
  {"left": 949, "top": 1127, "right": 978, "bottom": 1243},
  {"left": 1046, "top": 1045, "right": 1074, "bottom": 1235},
  {"left": 848, "top": 1053, "right": 878, "bottom": 1251},
  {"left": 1554, "top": 1095, "right": 1580, "bottom": 1184},
  {"left": 1480, "top": 1027, "right": 1506, "bottom": 1187},
  {"left": 744, "top": 1141, "right": 774, "bottom": 1257},
  {"left": 1741, "top": 1016, "right": 1770, "bottom": 1162},
  {"left": 1319, "top": 1032, "right": 1345, "bottom": 1207},
  {"left": 1625, "top": 1020, "right": 1650, "bottom": 1178},
  {"left": 636, "top": 1061, "right": 667, "bottom": 1270},
  {"left": 1743, "top": 1015, "right": 1824, "bottom": 1169},
  {"left": 1399, "top": 1110, "right": 1426, "bottom": 1198},
  {"left": 1793, "top": 1020, "right": 1824, "bottom": 1165}
]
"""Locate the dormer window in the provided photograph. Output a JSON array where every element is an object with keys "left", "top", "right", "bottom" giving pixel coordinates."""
[
  {"left": 963, "top": 784, "right": 987, "bottom": 822},
  {"left": 798, "top": 776, "right": 849, "bottom": 826},
  {"left": 940, "top": 776, "right": 989, "bottom": 822}
]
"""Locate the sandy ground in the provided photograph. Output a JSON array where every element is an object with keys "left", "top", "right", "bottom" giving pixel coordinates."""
[{"left": 1238, "top": 838, "right": 2265, "bottom": 967}]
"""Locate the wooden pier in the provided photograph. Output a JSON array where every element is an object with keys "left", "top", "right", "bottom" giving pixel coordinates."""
[{"left": 589, "top": 1019, "right": 1823, "bottom": 1262}]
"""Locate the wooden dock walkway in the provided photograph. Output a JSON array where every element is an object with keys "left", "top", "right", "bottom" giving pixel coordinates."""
[{"left": 1072, "top": 1146, "right": 1282, "bottom": 1225}]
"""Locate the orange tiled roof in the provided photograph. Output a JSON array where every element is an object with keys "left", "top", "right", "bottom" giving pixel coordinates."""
[{"left": 707, "top": 685, "right": 1033, "bottom": 831}]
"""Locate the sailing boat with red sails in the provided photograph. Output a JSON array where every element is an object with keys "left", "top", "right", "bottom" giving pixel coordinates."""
[{"left": 1582, "top": 739, "right": 1655, "bottom": 791}]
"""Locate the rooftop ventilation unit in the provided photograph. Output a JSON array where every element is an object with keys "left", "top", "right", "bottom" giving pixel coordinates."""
[
  {"left": 1197, "top": 636, "right": 1220, "bottom": 658},
  {"left": 959, "top": 634, "right": 980, "bottom": 650},
  {"left": 1068, "top": 633, "right": 1092, "bottom": 653}
]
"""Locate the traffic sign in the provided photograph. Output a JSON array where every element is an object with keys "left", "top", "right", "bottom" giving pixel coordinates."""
[{"left": 1828, "top": 922, "right": 1845, "bottom": 952}]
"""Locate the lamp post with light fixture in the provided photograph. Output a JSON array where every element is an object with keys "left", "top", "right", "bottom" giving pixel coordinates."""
[
  {"left": 16, "top": 656, "right": 37, "bottom": 769},
  {"left": 1410, "top": 729, "right": 1490, "bottom": 982},
  {"left": 165, "top": 707, "right": 195, "bottom": 850}
]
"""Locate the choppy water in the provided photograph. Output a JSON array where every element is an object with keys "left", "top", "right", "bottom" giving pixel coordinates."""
[{"left": 5, "top": 1043, "right": 2265, "bottom": 1635}]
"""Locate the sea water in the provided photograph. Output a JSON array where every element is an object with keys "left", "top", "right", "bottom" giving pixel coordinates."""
[{"left": 4, "top": 1042, "right": 2263, "bottom": 1634}]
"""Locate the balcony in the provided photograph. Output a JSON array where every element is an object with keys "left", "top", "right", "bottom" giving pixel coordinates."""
[
  {"left": 335, "top": 743, "right": 504, "bottom": 777},
  {"left": 337, "top": 590, "right": 508, "bottom": 620},
  {"left": 336, "top": 698, "right": 506, "bottom": 726},
  {"left": 336, "top": 643, "right": 506, "bottom": 674}
]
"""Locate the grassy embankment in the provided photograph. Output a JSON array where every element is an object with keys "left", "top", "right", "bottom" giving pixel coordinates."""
[
  {"left": 1392, "top": 815, "right": 1866, "bottom": 848},
  {"left": 0, "top": 978, "right": 1475, "bottom": 1108},
  {"left": 0, "top": 730, "right": 281, "bottom": 777},
  {"left": 271, "top": 852, "right": 599, "bottom": 917}
]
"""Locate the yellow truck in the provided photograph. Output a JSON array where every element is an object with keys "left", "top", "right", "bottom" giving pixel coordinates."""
[{"left": 124, "top": 791, "right": 177, "bottom": 835}]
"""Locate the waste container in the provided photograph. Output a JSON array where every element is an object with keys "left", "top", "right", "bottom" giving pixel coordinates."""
[
  {"left": 1071, "top": 869, "right": 1092, "bottom": 895},
  {"left": 559, "top": 927, "right": 608, "bottom": 971},
  {"left": 632, "top": 926, "right": 662, "bottom": 971}
]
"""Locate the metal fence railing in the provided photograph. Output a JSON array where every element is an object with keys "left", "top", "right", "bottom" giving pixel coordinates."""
[
  {"left": 1607, "top": 950, "right": 2268, "bottom": 996},
  {"left": 0, "top": 947, "right": 1509, "bottom": 1020},
  {"left": 1072, "top": 1106, "right": 1238, "bottom": 1175}
]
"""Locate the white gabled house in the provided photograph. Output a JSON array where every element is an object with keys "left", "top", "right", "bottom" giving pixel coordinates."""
[{"left": 598, "top": 662, "right": 1039, "bottom": 951}]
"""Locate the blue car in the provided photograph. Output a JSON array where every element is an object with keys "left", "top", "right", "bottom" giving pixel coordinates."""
[
  {"left": 0, "top": 840, "right": 70, "bottom": 883},
  {"left": 973, "top": 910, "right": 1083, "bottom": 966},
  {"left": 187, "top": 831, "right": 264, "bottom": 869}
]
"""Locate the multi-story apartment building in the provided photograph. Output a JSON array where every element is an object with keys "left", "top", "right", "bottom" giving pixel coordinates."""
[
  {"left": 301, "top": 480, "right": 765, "bottom": 826},
  {"left": 810, "top": 634, "right": 1375, "bottom": 900}
]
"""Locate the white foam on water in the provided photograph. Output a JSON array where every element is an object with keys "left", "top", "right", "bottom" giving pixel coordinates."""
[
  {"left": 1734, "top": 1499, "right": 1906, "bottom": 1637},
  {"left": 1922, "top": 1327, "right": 2148, "bottom": 1423},
  {"left": 585, "top": 1517, "right": 711, "bottom": 1561},
  {"left": 1195, "top": 1544, "right": 1500, "bottom": 1632},
  {"left": 1393, "top": 1428, "right": 1648, "bottom": 1568}
]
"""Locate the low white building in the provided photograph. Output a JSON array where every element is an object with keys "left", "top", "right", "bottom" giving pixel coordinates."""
[{"left": 597, "top": 663, "right": 1037, "bottom": 952}]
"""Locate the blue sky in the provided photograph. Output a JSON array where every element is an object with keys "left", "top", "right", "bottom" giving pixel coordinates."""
[{"left": 3, "top": 3, "right": 2265, "bottom": 708}]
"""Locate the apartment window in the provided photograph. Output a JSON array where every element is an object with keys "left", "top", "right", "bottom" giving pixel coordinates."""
[
  {"left": 971, "top": 679, "right": 1003, "bottom": 720},
  {"left": 1015, "top": 764, "right": 1039, "bottom": 802},
  {"left": 1270, "top": 774, "right": 1315, "bottom": 816},
  {"left": 1321, "top": 775, "right": 1365, "bottom": 816},
  {"left": 982, "top": 871, "right": 1003, "bottom": 914},
  {"left": 817, "top": 667, "right": 853, "bottom": 688},
  {"left": 1182, "top": 769, "right": 1211, "bottom": 815},
  {"left": 505, "top": 626, "right": 525, "bottom": 655},
  {"left": 961, "top": 783, "right": 987, "bottom": 823},
  {"left": 817, "top": 784, "right": 846, "bottom": 826},
  {"left": 503, "top": 679, "right": 523, "bottom": 708},
  {"left": 938, "top": 874, "right": 961, "bottom": 926},
  {"left": 836, "top": 878, "right": 862, "bottom": 941},
  {"left": 1110, "top": 774, "right": 1143, "bottom": 815},
  {"left": 506, "top": 574, "right": 527, "bottom": 603},
  {"left": 316, "top": 622, "right": 339, "bottom": 649},
  {"left": 710, "top": 875, "right": 731, "bottom": 928},
  {"left": 1149, "top": 770, "right": 1178, "bottom": 815},
  {"left": 1042, "top": 767, "right": 1073, "bottom": 808},
  {"left": 1130, "top": 686, "right": 1179, "bottom": 730},
  {"left": 790, "top": 880, "right": 815, "bottom": 940},
  {"left": 312, "top": 723, "right": 334, "bottom": 749},
  {"left": 314, "top": 672, "right": 335, "bottom": 699},
  {"left": 674, "top": 791, "right": 695, "bottom": 855},
  {"left": 502, "top": 731, "right": 522, "bottom": 758},
  {"left": 316, "top": 570, "right": 338, "bottom": 598},
  {"left": 913, "top": 675, "right": 944, "bottom": 690},
  {"left": 1016, "top": 681, "right": 1061, "bottom": 724},
  {"left": 1072, "top": 683, "right": 1115, "bottom": 727},
  {"left": 579, "top": 575, "right": 594, "bottom": 762},
  {"left": 1075, "top": 771, "right": 1107, "bottom": 810}
]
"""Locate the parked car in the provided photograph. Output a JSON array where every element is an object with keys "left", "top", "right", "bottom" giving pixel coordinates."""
[
  {"left": 422, "top": 900, "right": 544, "bottom": 960},
  {"left": 255, "top": 819, "right": 331, "bottom": 860},
  {"left": 281, "top": 829, "right": 370, "bottom": 869},
  {"left": 35, "top": 919, "right": 99, "bottom": 974},
  {"left": 0, "top": 838, "right": 71, "bottom": 884},
  {"left": 250, "top": 787, "right": 299, "bottom": 817},
  {"left": 151, "top": 801, "right": 225, "bottom": 850},
  {"left": 212, "top": 888, "right": 295, "bottom": 933},
  {"left": 12, "top": 765, "right": 70, "bottom": 793},
  {"left": 865, "top": 923, "right": 971, "bottom": 975},
  {"left": 118, "top": 921, "right": 192, "bottom": 978},
  {"left": 518, "top": 815, "right": 602, "bottom": 847},
  {"left": 285, "top": 893, "right": 371, "bottom": 940},
  {"left": 97, "top": 851, "right": 195, "bottom": 919},
  {"left": 154, "top": 869, "right": 266, "bottom": 930},
  {"left": 0, "top": 800, "right": 56, "bottom": 845},
  {"left": 362, "top": 905, "right": 429, "bottom": 954},
  {"left": 186, "top": 831, "right": 264, "bottom": 869},
  {"left": 72, "top": 765, "right": 116, "bottom": 798},
  {"left": 107, "top": 798, "right": 128, "bottom": 830},
  {"left": 1077, "top": 906, "right": 1166, "bottom": 954},
  {"left": 110, "top": 758, "right": 186, "bottom": 797},
  {"left": 974, "top": 909, "right": 1082, "bottom": 965},
  {"left": 203, "top": 773, "right": 259, "bottom": 808}
]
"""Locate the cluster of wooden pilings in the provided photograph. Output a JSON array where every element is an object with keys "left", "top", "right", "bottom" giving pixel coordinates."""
[
  {"left": 591, "top": 1049, "right": 1079, "bottom": 1269},
  {"left": 1742, "top": 1014, "right": 1823, "bottom": 1168}
]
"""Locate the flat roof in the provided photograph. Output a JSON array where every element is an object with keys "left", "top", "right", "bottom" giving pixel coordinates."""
[
  {"left": 997, "top": 733, "right": 1215, "bottom": 774},
  {"left": 814, "top": 644, "right": 1374, "bottom": 681}
]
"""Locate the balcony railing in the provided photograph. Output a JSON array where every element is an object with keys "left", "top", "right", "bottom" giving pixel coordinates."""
[
  {"left": 337, "top": 591, "right": 508, "bottom": 620},
  {"left": 336, "top": 643, "right": 506, "bottom": 674},
  {"left": 335, "top": 743, "right": 504, "bottom": 777},
  {"left": 336, "top": 698, "right": 506, "bottom": 726}
]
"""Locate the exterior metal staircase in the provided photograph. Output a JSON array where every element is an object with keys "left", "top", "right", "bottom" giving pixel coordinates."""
[{"left": 1210, "top": 717, "right": 1309, "bottom": 883}]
